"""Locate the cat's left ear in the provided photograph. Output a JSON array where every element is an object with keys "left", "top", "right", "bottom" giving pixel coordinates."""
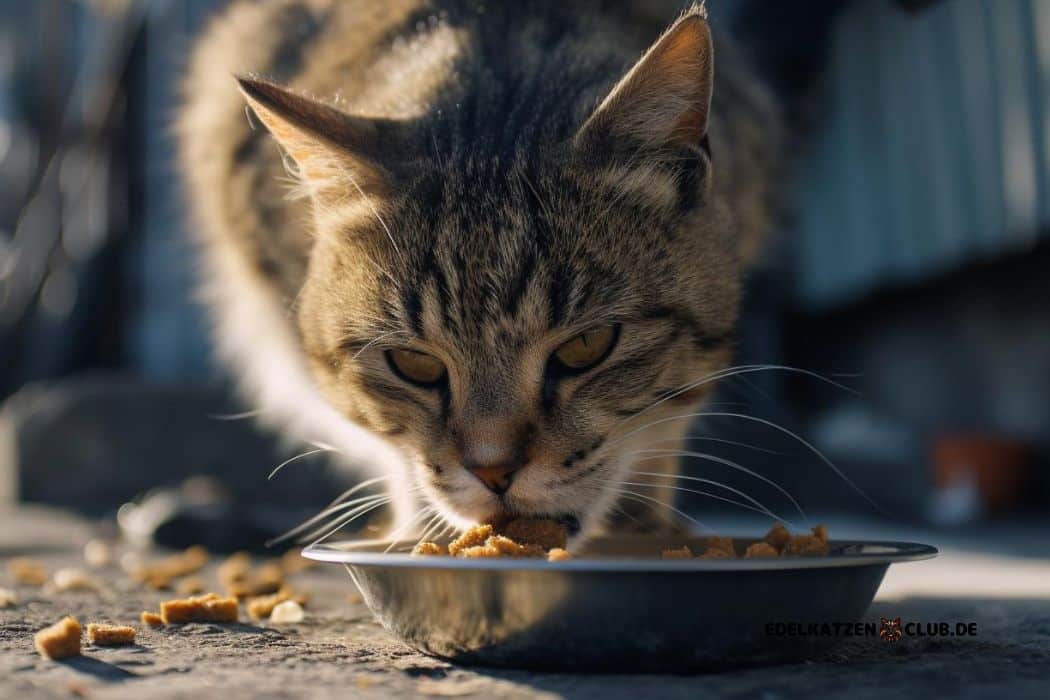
[
  {"left": 237, "top": 76, "right": 401, "bottom": 200},
  {"left": 575, "top": 8, "right": 713, "bottom": 156}
]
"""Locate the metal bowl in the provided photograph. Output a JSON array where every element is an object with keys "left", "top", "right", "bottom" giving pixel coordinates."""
[{"left": 303, "top": 535, "right": 937, "bottom": 672}]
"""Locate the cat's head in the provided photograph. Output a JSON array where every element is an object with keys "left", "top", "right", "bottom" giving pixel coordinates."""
[{"left": 240, "top": 10, "right": 742, "bottom": 538}]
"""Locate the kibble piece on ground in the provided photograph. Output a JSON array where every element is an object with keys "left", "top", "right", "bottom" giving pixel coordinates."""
[
  {"left": 140, "top": 611, "right": 164, "bottom": 627},
  {"left": 83, "top": 540, "right": 112, "bottom": 568},
  {"left": 247, "top": 587, "right": 306, "bottom": 620},
  {"left": 176, "top": 577, "right": 205, "bottom": 595},
  {"left": 160, "top": 593, "right": 239, "bottom": 624},
  {"left": 269, "top": 600, "right": 304, "bottom": 624},
  {"left": 660, "top": 546, "right": 694, "bottom": 560},
  {"left": 447, "top": 525, "right": 493, "bottom": 556},
  {"left": 485, "top": 535, "right": 545, "bottom": 558},
  {"left": 744, "top": 542, "right": 780, "bottom": 558},
  {"left": 547, "top": 548, "right": 573, "bottom": 562},
  {"left": 34, "top": 617, "right": 82, "bottom": 659},
  {"left": 411, "top": 542, "right": 447, "bottom": 556},
  {"left": 87, "top": 624, "right": 136, "bottom": 646},
  {"left": 51, "top": 568, "right": 99, "bottom": 592},
  {"left": 502, "top": 518, "right": 568, "bottom": 550},
  {"left": 0, "top": 587, "right": 18, "bottom": 608},
  {"left": 280, "top": 549, "right": 314, "bottom": 574},
  {"left": 7, "top": 557, "right": 47, "bottom": 586},
  {"left": 217, "top": 552, "right": 251, "bottom": 587}
]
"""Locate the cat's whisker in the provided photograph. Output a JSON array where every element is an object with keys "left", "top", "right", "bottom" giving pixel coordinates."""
[
  {"left": 269, "top": 476, "right": 417, "bottom": 546},
  {"left": 412, "top": 512, "right": 447, "bottom": 551},
  {"left": 603, "top": 477, "right": 798, "bottom": 529},
  {"left": 633, "top": 435, "right": 787, "bottom": 456},
  {"left": 268, "top": 447, "right": 335, "bottom": 480},
  {"left": 382, "top": 506, "right": 437, "bottom": 553},
  {"left": 628, "top": 455, "right": 807, "bottom": 523},
  {"left": 349, "top": 329, "right": 410, "bottom": 361},
  {"left": 611, "top": 488, "right": 714, "bottom": 534},
  {"left": 306, "top": 498, "right": 395, "bottom": 546},
  {"left": 207, "top": 408, "right": 266, "bottom": 421},
  {"left": 613, "top": 411, "right": 884, "bottom": 514},
  {"left": 269, "top": 494, "right": 392, "bottom": 546},
  {"left": 612, "top": 364, "right": 858, "bottom": 431}
]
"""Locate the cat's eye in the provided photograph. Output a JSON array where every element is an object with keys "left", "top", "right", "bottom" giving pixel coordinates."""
[
  {"left": 552, "top": 325, "right": 619, "bottom": 372},
  {"left": 386, "top": 348, "right": 447, "bottom": 386}
]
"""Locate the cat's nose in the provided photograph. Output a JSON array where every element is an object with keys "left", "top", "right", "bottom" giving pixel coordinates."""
[
  {"left": 466, "top": 463, "right": 519, "bottom": 495},
  {"left": 462, "top": 441, "right": 525, "bottom": 495},
  {"left": 458, "top": 414, "right": 532, "bottom": 495}
]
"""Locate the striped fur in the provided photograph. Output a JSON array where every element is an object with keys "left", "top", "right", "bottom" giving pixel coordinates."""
[{"left": 178, "top": 0, "right": 782, "bottom": 539}]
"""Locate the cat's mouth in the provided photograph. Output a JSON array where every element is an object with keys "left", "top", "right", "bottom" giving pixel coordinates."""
[{"left": 483, "top": 511, "right": 581, "bottom": 537}]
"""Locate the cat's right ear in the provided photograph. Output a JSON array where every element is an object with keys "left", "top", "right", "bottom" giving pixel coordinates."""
[
  {"left": 574, "top": 8, "right": 713, "bottom": 157},
  {"left": 236, "top": 76, "right": 398, "bottom": 200}
]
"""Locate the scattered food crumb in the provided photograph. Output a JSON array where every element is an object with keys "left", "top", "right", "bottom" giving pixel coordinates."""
[
  {"left": 699, "top": 547, "right": 734, "bottom": 559},
  {"left": 176, "top": 577, "right": 205, "bottom": 595},
  {"left": 224, "top": 560, "right": 284, "bottom": 598},
  {"left": 247, "top": 587, "right": 306, "bottom": 620},
  {"left": 547, "top": 548, "right": 573, "bottom": 562},
  {"left": 34, "top": 616, "right": 82, "bottom": 659},
  {"left": 140, "top": 611, "right": 164, "bottom": 627},
  {"left": 130, "top": 546, "right": 209, "bottom": 590},
  {"left": 269, "top": 600, "right": 304, "bottom": 624},
  {"left": 159, "top": 593, "right": 239, "bottom": 624},
  {"left": 280, "top": 549, "right": 314, "bottom": 574},
  {"left": 216, "top": 552, "right": 251, "bottom": 588},
  {"left": 744, "top": 542, "right": 780, "bottom": 558},
  {"left": 83, "top": 540, "right": 112, "bottom": 568},
  {"left": 447, "top": 525, "right": 493, "bottom": 556},
  {"left": 0, "top": 587, "right": 18, "bottom": 608},
  {"left": 661, "top": 546, "right": 694, "bottom": 560},
  {"left": 411, "top": 542, "right": 448, "bottom": 556},
  {"left": 346, "top": 592, "right": 363, "bottom": 605},
  {"left": 763, "top": 523, "right": 792, "bottom": 551},
  {"left": 7, "top": 557, "right": 47, "bottom": 586},
  {"left": 87, "top": 623, "right": 136, "bottom": 646},
  {"left": 50, "top": 568, "right": 100, "bottom": 593}
]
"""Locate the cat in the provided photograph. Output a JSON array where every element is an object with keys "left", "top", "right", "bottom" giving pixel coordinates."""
[{"left": 177, "top": 0, "right": 781, "bottom": 544}]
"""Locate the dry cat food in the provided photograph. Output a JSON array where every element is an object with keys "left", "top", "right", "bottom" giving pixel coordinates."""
[
  {"left": 7, "top": 557, "right": 48, "bottom": 586},
  {"left": 269, "top": 600, "right": 305, "bottom": 624},
  {"left": 0, "top": 587, "right": 18, "bottom": 608},
  {"left": 246, "top": 586, "right": 308, "bottom": 620},
  {"left": 218, "top": 552, "right": 285, "bottom": 598},
  {"left": 140, "top": 611, "right": 164, "bottom": 627},
  {"left": 156, "top": 592, "right": 239, "bottom": 624},
  {"left": 414, "top": 518, "right": 573, "bottom": 561},
  {"left": 130, "top": 545, "right": 209, "bottom": 590},
  {"left": 34, "top": 616, "right": 82, "bottom": 659},
  {"left": 87, "top": 623, "right": 136, "bottom": 646},
  {"left": 660, "top": 524, "right": 830, "bottom": 560}
]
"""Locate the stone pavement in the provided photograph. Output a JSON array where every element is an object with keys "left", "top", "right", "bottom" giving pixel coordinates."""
[{"left": 1, "top": 507, "right": 1048, "bottom": 699}]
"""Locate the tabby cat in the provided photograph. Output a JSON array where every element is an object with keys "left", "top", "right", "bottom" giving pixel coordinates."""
[{"left": 178, "top": 0, "right": 780, "bottom": 543}]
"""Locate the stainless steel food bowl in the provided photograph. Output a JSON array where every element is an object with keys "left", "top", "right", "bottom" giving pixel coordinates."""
[{"left": 303, "top": 535, "right": 937, "bottom": 672}]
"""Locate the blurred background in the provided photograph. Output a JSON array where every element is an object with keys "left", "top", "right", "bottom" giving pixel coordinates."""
[{"left": 0, "top": 0, "right": 1048, "bottom": 551}]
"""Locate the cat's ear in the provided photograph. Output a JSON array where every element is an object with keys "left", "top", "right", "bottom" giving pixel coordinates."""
[
  {"left": 575, "top": 8, "right": 713, "bottom": 154},
  {"left": 237, "top": 76, "right": 397, "bottom": 199}
]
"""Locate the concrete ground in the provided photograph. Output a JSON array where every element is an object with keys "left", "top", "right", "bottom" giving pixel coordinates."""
[{"left": 2, "top": 506, "right": 1049, "bottom": 699}]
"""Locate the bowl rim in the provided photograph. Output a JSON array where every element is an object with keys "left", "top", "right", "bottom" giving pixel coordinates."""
[{"left": 302, "top": 538, "right": 938, "bottom": 572}]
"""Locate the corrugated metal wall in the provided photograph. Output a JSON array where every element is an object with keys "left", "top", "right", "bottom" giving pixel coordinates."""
[{"left": 792, "top": 0, "right": 1050, "bottom": 310}]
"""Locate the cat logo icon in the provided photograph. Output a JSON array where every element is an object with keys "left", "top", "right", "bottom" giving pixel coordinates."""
[{"left": 880, "top": 617, "right": 903, "bottom": 642}]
